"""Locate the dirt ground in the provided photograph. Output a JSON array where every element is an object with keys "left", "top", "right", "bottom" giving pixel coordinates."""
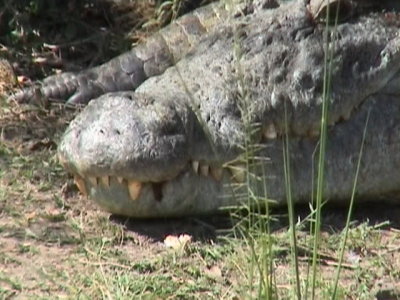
[{"left": 1, "top": 0, "right": 400, "bottom": 299}]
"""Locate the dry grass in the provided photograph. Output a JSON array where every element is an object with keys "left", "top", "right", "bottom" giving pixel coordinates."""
[
  {"left": 1, "top": 99, "right": 399, "bottom": 298},
  {"left": 1, "top": 0, "right": 400, "bottom": 298}
]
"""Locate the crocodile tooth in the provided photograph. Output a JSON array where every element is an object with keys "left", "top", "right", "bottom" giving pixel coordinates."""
[
  {"left": 200, "top": 164, "right": 209, "bottom": 176},
  {"left": 263, "top": 123, "right": 277, "bottom": 139},
  {"left": 117, "top": 177, "right": 124, "bottom": 184},
  {"left": 74, "top": 175, "right": 87, "bottom": 196},
  {"left": 192, "top": 161, "right": 199, "bottom": 174},
  {"left": 88, "top": 176, "right": 98, "bottom": 186},
  {"left": 100, "top": 176, "right": 110, "bottom": 187},
  {"left": 229, "top": 166, "right": 246, "bottom": 183},
  {"left": 210, "top": 167, "right": 223, "bottom": 181},
  {"left": 128, "top": 180, "right": 142, "bottom": 201}
]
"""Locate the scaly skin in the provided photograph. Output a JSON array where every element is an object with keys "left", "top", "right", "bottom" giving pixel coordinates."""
[
  {"left": 11, "top": 1, "right": 228, "bottom": 105},
  {"left": 16, "top": 0, "right": 400, "bottom": 217}
]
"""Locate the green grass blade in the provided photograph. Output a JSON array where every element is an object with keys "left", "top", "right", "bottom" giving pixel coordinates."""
[
  {"left": 311, "top": 2, "right": 341, "bottom": 298},
  {"left": 283, "top": 103, "right": 302, "bottom": 300},
  {"left": 331, "top": 110, "right": 371, "bottom": 299}
]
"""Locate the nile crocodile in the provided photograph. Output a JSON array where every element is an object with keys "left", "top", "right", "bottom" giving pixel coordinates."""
[{"left": 12, "top": 0, "right": 400, "bottom": 217}]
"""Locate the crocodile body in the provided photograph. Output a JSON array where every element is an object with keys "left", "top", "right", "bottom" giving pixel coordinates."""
[
  {"left": 13, "top": 1, "right": 230, "bottom": 105},
  {"left": 14, "top": 0, "right": 400, "bottom": 217}
]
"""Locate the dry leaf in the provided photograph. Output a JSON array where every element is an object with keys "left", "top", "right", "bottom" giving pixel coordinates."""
[
  {"left": 204, "top": 265, "right": 223, "bottom": 281},
  {"left": 164, "top": 234, "right": 192, "bottom": 251}
]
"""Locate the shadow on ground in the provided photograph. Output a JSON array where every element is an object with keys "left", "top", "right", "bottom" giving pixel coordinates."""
[
  {"left": 109, "top": 202, "right": 400, "bottom": 242},
  {"left": 110, "top": 214, "right": 234, "bottom": 242}
]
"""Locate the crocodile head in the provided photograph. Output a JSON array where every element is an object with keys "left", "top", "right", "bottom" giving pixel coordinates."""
[
  {"left": 58, "top": 1, "right": 400, "bottom": 217},
  {"left": 58, "top": 92, "right": 244, "bottom": 217}
]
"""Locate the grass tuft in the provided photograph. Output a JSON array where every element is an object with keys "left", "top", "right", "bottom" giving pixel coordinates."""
[{"left": 0, "top": 1, "right": 400, "bottom": 299}]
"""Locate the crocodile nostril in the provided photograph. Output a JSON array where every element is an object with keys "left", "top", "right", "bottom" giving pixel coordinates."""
[
  {"left": 99, "top": 129, "right": 105, "bottom": 134},
  {"left": 114, "top": 129, "right": 121, "bottom": 135}
]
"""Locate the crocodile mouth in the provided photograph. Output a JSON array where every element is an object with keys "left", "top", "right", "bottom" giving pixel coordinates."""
[
  {"left": 73, "top": 161, "right": 246, "bottom": 202},
  {"left": 65, "top": 117, "right": 323, "bottom": 215}
]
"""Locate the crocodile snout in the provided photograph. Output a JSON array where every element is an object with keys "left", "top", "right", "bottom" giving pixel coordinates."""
[{"left": 58, "top": 92, "right": 189, "bottom": 182}]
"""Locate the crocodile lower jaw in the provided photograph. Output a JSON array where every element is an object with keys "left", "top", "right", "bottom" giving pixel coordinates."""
[{"left": 72, "top": 160, "right": 245, "bottom": 203}]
